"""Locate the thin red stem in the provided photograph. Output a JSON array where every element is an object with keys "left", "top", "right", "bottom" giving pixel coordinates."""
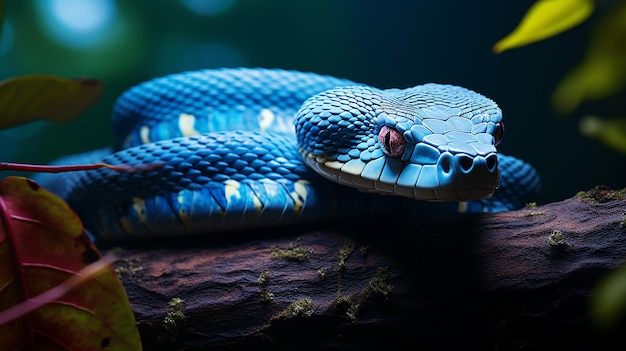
[{"left": 0, "top": 162, "right": 164, "bottom": 174}]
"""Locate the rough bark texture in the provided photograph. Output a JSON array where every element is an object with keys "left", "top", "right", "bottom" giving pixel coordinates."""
[{"left": 108, "top": 186, "right": 626, "bottom": 350}]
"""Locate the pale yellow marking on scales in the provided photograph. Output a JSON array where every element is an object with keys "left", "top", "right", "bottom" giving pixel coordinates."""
[
  {"left": 224, "top": 179, "right": 263, "bottom": 212},
  {"left": 133, "top": 197, "right": 147, "bottom": 224},
  {"left": 178, "top": 191, "right": 189, "bottom": 227},
  {"left": 117, "top": 197, "right": 147, "bottom": 236},
  {"left": 457, "top": 202, "right": 468, "bottom": 213},
  {"left": 224, "top": 180, "right": 241, "bottom": 204},
  {"left": 258, "top": 108, "right": 275, "bottom": 133},
  {"left": 178, "top": 113, "right": 201, "bottom": 136},
  {"left": 140, "top": 126, "right": 151, "bottom": 144},
  {"left": 251, "top": 191, "right": 262, "bottom": 212},
  {"left": 290, "top": 180, "right": 310, "bottom": 214}
]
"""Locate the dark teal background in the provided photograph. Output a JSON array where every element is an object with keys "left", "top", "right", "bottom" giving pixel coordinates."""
[{"left": 1, "top": 0, "right": 624, "bottom": 204}]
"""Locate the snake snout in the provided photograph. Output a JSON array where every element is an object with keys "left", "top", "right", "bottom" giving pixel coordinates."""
[{"left": 435, "top": 152, "right": 500, "bottom": 201}]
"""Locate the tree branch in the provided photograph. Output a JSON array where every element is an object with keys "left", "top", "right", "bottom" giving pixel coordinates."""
[{"left": 109, "top": 186, "right": 626, "bottom": 350}]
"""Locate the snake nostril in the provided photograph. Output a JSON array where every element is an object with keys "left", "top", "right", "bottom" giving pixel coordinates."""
[
  {"left": 440, "top": 154, "right": 451, "bottom": 174},
  {"left": 486, "top": 154, "right": 498, "bottom": 172},
  {"left": 459, "top": 156, "right": 473, "bottom": 173}
]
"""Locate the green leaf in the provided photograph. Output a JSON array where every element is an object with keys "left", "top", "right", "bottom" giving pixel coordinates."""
[
  {"left": 551, "top": 1, "right": 626, "bottom": 114},
  {"left": 579, "top": 116, "right": 626, "bottom": 153},
  {"left": 592, "top": 264, "right": 626, "bottom": 330},
  {"left": 0, "top": 75, "right": 103, "bottom": 130},
  {"left": 493, "top": 0, "right": 594, "bottom": 54},
  {"left": 0, "top": 176, "right": 141, "bottom": 350}
]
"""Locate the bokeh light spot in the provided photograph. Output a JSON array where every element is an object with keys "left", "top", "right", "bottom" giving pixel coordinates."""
[
  {"left": 35, "top": 0, "right": 117, "bottom": 49},
  {"left": 180, "top": 0, "right": 236, "bottom": 16},
  {"left": 0, "top": 21, "right": 14, "bottom": 56}
]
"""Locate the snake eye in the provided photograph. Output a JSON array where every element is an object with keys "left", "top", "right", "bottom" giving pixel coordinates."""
[
  {"left": 494, "top": 122, "right": 504, "bottom": 146},
  {"left": 378, "top": 126, "right": 405, "bottom": 157}
]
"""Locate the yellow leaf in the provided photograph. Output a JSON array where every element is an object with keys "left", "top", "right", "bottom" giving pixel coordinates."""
[
  {"left": 493, "top": 0, "right": 594, "bottom": 54},
  {"left": 0, "top": 75, "right": 103, "bottom": 130}
]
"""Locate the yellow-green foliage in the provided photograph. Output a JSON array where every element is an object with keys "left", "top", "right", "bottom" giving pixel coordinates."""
[
  {"left": 579, "top": 116, "right": 626, "bottom": 153},
  {"left": 260, "top": 290, "right": 274, "bottom": 302},
  {"left": 368, "top": 267, "right": 393, "bottom": 298},
  {"left": 551, "top": 2, "right": 626, "bottom": 115},
  {"left": 547, "top": 229, "right": 567, "bottom": 247},
  {"left": 495, "top": 0, "right": 626, "bottom": 153},
  {"left": 493, "top": 0, "right": 594, "bottom": 54},
  {"left": 160, "top": 298, "right": 185, "bottom": 342},
  {"left": 258, "top": 270, "right": 270, "bottom": 284},
  {"left": 283, "top": 298, "right": 314, "bottom": 318},
  {"left": 592, "top": 265, "right": 626, "bottom": 330},
  {"left": 270, "top": 246, "right": 311, "bottom": 261},
  {"left": 338, "top": 239, "right": 354, "bottom": 268}
]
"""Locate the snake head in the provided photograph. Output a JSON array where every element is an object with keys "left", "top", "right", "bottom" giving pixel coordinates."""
[{"left": 295, "top": 84, "right": 503, "bottom": 202}]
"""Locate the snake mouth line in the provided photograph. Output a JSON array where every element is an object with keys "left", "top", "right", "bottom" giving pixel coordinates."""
[{"left": 301, "top": 151, "right": 499, "bottom": 202}]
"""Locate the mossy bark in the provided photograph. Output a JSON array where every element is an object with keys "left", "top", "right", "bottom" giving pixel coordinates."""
[{"left": 108, "top": 186, "right": 626, "bottom": 350}]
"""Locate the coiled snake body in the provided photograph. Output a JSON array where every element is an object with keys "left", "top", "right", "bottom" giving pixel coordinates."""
[{"left": 38, "top": 68, "right": 540, "bottom": 241}]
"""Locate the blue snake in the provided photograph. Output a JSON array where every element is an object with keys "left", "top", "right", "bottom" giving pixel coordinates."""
[{"left": 37, "top": 68, "right": 540, "bottom": 241}]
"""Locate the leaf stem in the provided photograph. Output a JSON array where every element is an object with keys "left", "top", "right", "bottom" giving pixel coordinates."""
[{"left": 0, "top": 162, "right": 164, "bottom": 174}]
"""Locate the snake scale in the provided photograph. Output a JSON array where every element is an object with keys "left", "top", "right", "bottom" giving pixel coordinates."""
[{"left": 37, "top": 68, "right": 541, "bottom": 241}]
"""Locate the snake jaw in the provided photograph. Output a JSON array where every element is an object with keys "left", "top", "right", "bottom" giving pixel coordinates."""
[{"left": 302, "top": 149, "right": 500, "bottom": 202}]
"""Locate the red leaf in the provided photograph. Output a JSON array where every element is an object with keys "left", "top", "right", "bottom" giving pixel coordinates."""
[{"left": 0, "top": 177, "right": 141, "bottom": 350}]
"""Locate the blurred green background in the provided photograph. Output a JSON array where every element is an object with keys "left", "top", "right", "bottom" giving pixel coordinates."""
[{"left": 0, "top": 0, "right": 624, "bottom": 204}]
